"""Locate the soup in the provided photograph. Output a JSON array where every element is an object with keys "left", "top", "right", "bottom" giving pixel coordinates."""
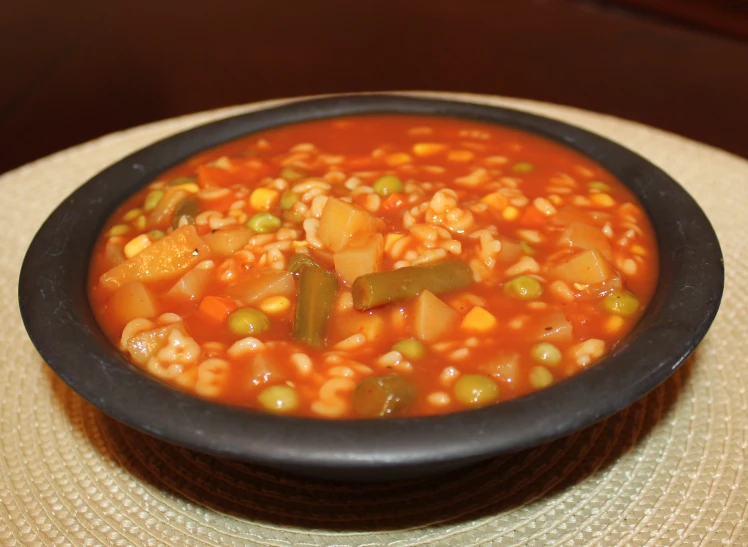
[{"left": 88, "top": 115, "right": 658, "bottom": 419}]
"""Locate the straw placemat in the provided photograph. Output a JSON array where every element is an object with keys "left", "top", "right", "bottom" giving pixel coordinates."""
[{"left": 1, "top": 92, "right": 745, "bottom": 546}]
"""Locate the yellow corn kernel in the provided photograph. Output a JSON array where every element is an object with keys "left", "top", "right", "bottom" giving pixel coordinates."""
[
  {"left": 502, "top": 206, "right": 520, "bottom": 221},
  {"left": 385, "top": 152, "right": 412, "bottom": 166},
  {"left": 122, "top": 208, "right": 142, "bottom": 222},
  {"left": 171, "top": 182, "right": 200, "bottom": 194},
  {"left": 606, "top": 315, "right": 625, "bottom": 333},
  {"left": 412, "top": 143, "right": 447, "bottom": 157},
  {"left": 134, "top": 215, "right": 147, "bottom": 231},
  {"left": 123, "top": 234, "right": 153, "bottom": 258},
  {"left": 481, "top": 192, "right": 509, "bottom": 211},
  {"left": 631, "top": 244, "right": 647, "bottom": 256},
  {"left": 384, "top": 233, "right": 405, "bottom": 252},
  {"left": 259, "top": 296, "right": 291, "bottom": 314},
  {"left": 447, "top": 150, "right": 474, "bottom": 162},
  {"left": 109, "top": 224, "right": 130, "bottom": 236},
  {"left": 460, "top": 306, "right": 497, "bottom": 332},
  {"left": 590, "top": 193, "right": 615, "bottom": 207},
  {"left": 250, "top": 188, "right": 280, "bottom": 211}
]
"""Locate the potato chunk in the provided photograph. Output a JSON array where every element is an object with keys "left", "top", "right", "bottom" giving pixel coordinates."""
[
  {"left": 228, "top": 269, "right": 295, "bottom": 304},
  {"left": 100, "top": 225, "right": 210, "bottom": 290},
  {"left": 333, "top": 233, "right": 384, "bottom": 284},
  {"left": 549, "top": 249, "right": 613, "bottom": 285},
  {"left": 318, "top": 197, "right": 379, "bottom": 252},
  {"left": 412, "top": 290, "right": 459, "bottom": 342},
  {"left": 558, "top": 222, "right": 612, "bottom": 260},
  {"left": 107, "top": 281, "right": 157, "bottom": 328},
  {"left": 202, "top": 226, "right": 253, "bottom": 259}
]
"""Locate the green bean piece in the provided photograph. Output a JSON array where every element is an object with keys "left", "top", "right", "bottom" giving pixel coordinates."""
[
  {"left": 287, "top": 253, "right": 322, "bottom": 274},
  {"left": 503, "top": 275, "right": 543, "bottom": 300},
  {"left": 228, "top": 307, "right": 271, "bottom": 336},
  {"left": 454, "top": 374, "right": 499, "bottom": 407},
  {"left": 293, "top": 265, "right": 338, "bottom": 348},
  {"left": 391, "top": 339, "right": 426, "bottom": 360},
  {"left": 353, "top": 375, "right": 416, "bottom": 417},
  {"left": 280, "top": 166, "right": 307, "bottom": 181},
  {"left": 588, "top": 181, "right": 611, "bottom": 192},
  {"left": 143, "top": 190, "right": 164, "bottom": 211},
  {"left": 530, "top": 343, "right": 561, "bottom": 366},
  {"left": 258, "top": 385, "right": 300, "bottom": 413},
  {"left": 529, "top": 366, "right": 554, "bottom": 389},
  {"left": 352, "top": 259, "right": 473, "bottom": 310},
  {"left": 511, "top": 161, "right": 534, "bottom": 174},
  {"left": 248, "top": 212, "right": 282, "bottom": 234},
  {"left": 280, "top": 190, "right": 299, "bottom": 210},
  {"left": 372, "top": 175, "right": 404, "bottom": 196},
  {"left": 603, "top": 291, "right": 640, "bottom": 316},
  {"left": 167, "top": 176, "right": 197, "bottom": 187},
  {"left": 171, "top": 197, "right": 199, "bottom": 228},
  {"left": 148, "top": 230, "right": 165, "bottom": 241}
]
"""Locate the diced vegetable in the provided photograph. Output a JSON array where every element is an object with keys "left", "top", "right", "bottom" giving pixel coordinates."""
[
  {"left": 228, "top": 307, "right": 271, "bottom": 336},
  {"left": 280, "top": 190, "right": 299, "bottom": 210},
  {"left": 292, "top": 265, "right": 338, "bottom": 348},
  {"left": 125, "top": 322, "right": 185, "bottom": 366},
  {"left": 167, "top": 265, "right": 213, "bottom": 301},
  {"left": 258, "top": 385, "right": 299, "bottom": 413},
  {"left": 352, "top": 375, "right": 416, "bottom": 417},
  {"left": 288, "top": 253, "right": 322, "bottom": 274},
  {"left": 107, "top": 281, "right": 157, "bottom": 328},
  {"left": 529, "top": 366, "right": 554, "bottom": 389},
  {"left": 453, "top": 374, "right": 499, "bottom": 407},
  {"left": 202, "top": 226, "right": 253, "bottom": 258},
  {"left": 250, "top": 354, "right": 285, "bottom": 386},
  {"left": 530, "top": 343, "right": 562, "bottom": 366},
  {"left": 100, "top": 225, "right": 211, "bottom": 290},
  {"left": 532, "top": 311, "right": 573, "bottom": 343},
  {"left": 198, "top": 295, "right": 237, "bottom": 323},
  {"left": 317, "top": 197, "right": 379, "bottom": 252},
  {"left": 372, "top": 175, "right": 404, "bottom": 196},
  {"left": 249, "top": 188, "right": 279, "bottom": 211},
  {"left": 228, "top": 269, "right": 295, "bottom": 304},
  {"left": 143, "top": 190, "right": 164, "bottom": 212},
  {"left": 333, "top": 233, "right": 384, "bottom": 284},
  {"left": 512, "top": 161, "right": 534, "bottom": 173},
  {"left": 504, "top": 276, "right": 544, "bottom": 300},
  {"left": 460, "top": 306, "right": 497, "bottom": 332},
  {"left": 549, "top": 249, "right": 613, "bottom": 285},
  {"left": 496, "top": 239, "right": 524, "bottom": 264},
  {"left": 147, "top": 188, "right": 189, "bottom": 228},
  {"left": 558, "top": 222, "right": 612, "bottom": 260},
  {"left": 412, "top": 290, "right": 459, "bottom": 342},
  {"left": 481, "top": 352, "right": 520, "bottom": 383},
  {"left": 280, "top": 166, "right": 307, "bottom": 181},
  {"left": 352, "top": 259, "right": 473, "bottom": 310},
  {"left": 331, "top": 310, "right": 386, "bottom": 344}
]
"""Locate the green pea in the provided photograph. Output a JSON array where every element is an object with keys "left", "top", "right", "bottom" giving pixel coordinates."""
[
  {"left": 511, "top": 162, "right": 534, "bottom": 174},
  {"left": 529, "top": 366, "right": 554, "bottom": 389},
  {"left": 258, "top": 385, "right": 299, "bottom": 413},
  {"left": 372, "top": 175, "right": 404, "bottom": 196},
  {"left": 454, "top": 374, "right": 499, "bottom": 407},
  {"left": 391, "top": 339, "right": 425, "bottom": 360},
  {"left": 603, "top": 291, "right": 640, "bottom": 316},
  {"left": 172, "top": 197, "right": 199, "bottom": 228},
  {"left": 167, "top": 176, "right": 197, "bottom": 187},
  {"left": 353, "top": 375, "right": 416, "bottom": 417},
  {"left": 588, "top": 181, "right": 611, "bottom": 192},
  {"left": 228, "top": 307, "right": 271, "bottom": 336},
  {"left": 504, "top": 276, "right": 543, "bottom": 300},
  {"left": 280, "top": 190, "right": 299, "bottom": 210},
  {"left": 143, "top": 190, "right": 164, "bottom": 211},
  {"left": 282, "top": 210, "right": 305, "bottom": 224},
  {"left": 248, "top": 212, "right": 282, "bottom": 234},
  {"left": 148, "top": 230, "right": 165, "bottom": 241},
  {"left": 520, "top": 241, "right": 536, "bottom": 256},
  {"left": 530, "top": 343, "right": 562, "bottom": 366},
  {"left": 280, "top": 166, "right": 307, "bottom": 181}
]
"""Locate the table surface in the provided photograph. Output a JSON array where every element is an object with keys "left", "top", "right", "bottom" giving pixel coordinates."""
[{"left": 2, "top": 0, "right": 747, "bottom": 175}]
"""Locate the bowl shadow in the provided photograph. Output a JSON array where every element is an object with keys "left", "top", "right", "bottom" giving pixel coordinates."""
[{"left": 47, "top": 351, "right": 695, "bottom": 533}]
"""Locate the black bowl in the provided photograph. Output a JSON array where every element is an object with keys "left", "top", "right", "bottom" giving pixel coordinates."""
[{"left": 18, "top": 94, "right": 723, "bottom": 481}]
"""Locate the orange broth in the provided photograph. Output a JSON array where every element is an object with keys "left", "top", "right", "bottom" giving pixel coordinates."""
[{"left": 88, "top": 115, "right": 658, "bottom": 418}]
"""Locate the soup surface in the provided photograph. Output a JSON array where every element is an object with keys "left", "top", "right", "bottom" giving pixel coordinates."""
[{"left": 89, "top": 115, "right": 658, "bottom": 419}]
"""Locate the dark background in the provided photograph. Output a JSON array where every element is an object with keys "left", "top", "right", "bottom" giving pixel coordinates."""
[{"left": 2, "top": 0, "right": 747, "bottom": 175}]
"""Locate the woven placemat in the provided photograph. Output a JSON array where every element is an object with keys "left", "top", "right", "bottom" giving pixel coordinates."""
[{"left": 1, "top": 92, "right": 745, "bottom": 546}]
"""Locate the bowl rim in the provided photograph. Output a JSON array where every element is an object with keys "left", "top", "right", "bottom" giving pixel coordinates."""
[{"left": 18, "top": 93, "right": 724, "bottom": 478}]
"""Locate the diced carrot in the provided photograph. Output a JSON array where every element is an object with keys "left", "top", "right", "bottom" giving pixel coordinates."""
[
  {"left": 520, "top": 206, "right": 547, "bottom": 227},
  {"left": 198, "top": 295, "right": 238, "bottom": 323},
  {"left": 381, "top": 192, "right": 407, "bottom": 214}
]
